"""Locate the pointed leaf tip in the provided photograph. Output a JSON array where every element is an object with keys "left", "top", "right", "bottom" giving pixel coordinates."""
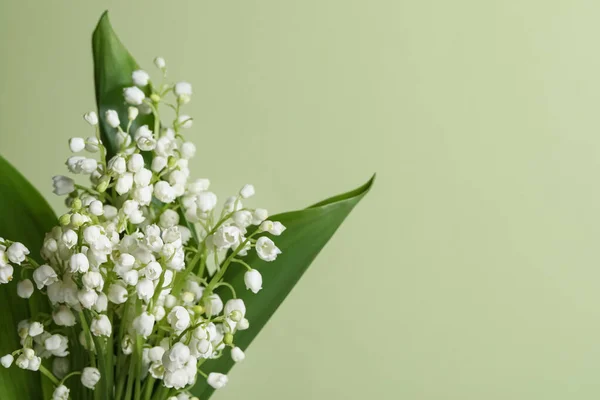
[{"left": 190, "top": 175, "right": 373, "bottom": 398}]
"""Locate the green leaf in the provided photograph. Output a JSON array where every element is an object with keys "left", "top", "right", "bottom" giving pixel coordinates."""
[
  {"left": 191, "top": 175, "right": 375, "bottom": 398},
  {"left": 0, "top": 155, "right": 57, "bottom": 399},
  {"left": 92, "top": 11, "right": 154, "bottom": 161}
]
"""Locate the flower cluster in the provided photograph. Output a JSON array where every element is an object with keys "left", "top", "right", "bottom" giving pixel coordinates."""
[{"left": 0, "top": 56, "right": 285, "bottom": 400}]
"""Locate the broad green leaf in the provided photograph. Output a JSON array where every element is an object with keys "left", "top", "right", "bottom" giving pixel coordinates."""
[
  {"left": 92, "top": 12, "right": 199, "bottom": 246},
  {"left": 92, "top": 11, "right": 154, "bottom": 161},
  {"left": 0, "top": 155, "right": 57, "bottom": 399},
  {"left": 191, "top": 175, "right": 375, "bottom": 398}
]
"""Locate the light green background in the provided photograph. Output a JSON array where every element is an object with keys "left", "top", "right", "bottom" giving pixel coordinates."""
[{"left": 1, "top": 1, "right": 600, "bottom": 399}]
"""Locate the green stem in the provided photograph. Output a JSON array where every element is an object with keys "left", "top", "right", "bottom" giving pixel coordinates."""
[
  {"left": 141, "top": 376, "right": 156, "bottom": 400},
  {"left": 214, "top": 281, "right": 237, "bottom": 298},
  {"left": 172, "top": 248, "right": 203, "bottom": 295},
  {"left": 59, "top": 371, "right": 82, "bottom": 386},
  {"left": 114, "top": 357, "right": 129, "bottom": 400},
  {"left": 39, "top": 364, "right": 60, "bottom": 386},
  {"left": 204, "top": 232, "right": 259, "bottom": 297},
  {"left": 197, "top": 248, "right": 207, "bottom": 280},
  {"left": 123, "top": 352, "right": 136, "bottom": 400},
  {"left": 230, "top": 258, "right": 253, "bottom": 271},
  {"left": 78, "top": 312, "right": 96, "bottom": 367}
]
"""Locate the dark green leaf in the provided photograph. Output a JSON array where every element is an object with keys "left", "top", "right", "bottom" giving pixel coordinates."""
[
  {"left": 0, "top": 155, "right": 57, "bottom": 399},
  {"left": 92, "top": 11, "right": 154, "bottom": 161},
  {"left": 191, "top": 175, "right": 375, "bottom": 398}
]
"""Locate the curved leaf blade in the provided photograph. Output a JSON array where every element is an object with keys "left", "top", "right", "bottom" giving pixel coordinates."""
[
  {"left": 191, "top": 175, "right": 375, "bottom": 398},
  {"left": 0, "top": 155, "right": 57, "bottom": 399},
  {"left": 92, "top": 11, "right": 154, "bottom": 160}
]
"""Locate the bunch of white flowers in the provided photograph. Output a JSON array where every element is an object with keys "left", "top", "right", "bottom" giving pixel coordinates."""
[{"left": 0, "top": 57, "right": 284, "bottom": 400}]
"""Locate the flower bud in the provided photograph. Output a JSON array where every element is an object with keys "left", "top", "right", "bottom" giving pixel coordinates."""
[
  {"left": 181, "top": 291, "right": 195, "bottom": 305},
  {"left": 153, "top": 305, "right": 166, "bottom": 321},
  {"left": 239, "top": 184, "right": 255, "bottom": 199},
  {"left": 17, "top": 279, "right": 34, "bottom": 299},
  {"left": 108, "top": 284, "right": 128, "bottom": 304},
  {"left": 105, "top": 110, "right": 120, "bottom": 128},
  {"left": 192, "top": 305, "right": 205, "bottom": 315},
  {"left": 78, "top": 289, "right": 98, "bottom": 309},
  {"left": 231, "top": 346, "right": 245, "bottom": 362},
  {"left": 116, "top": 173, "right": 134, "bottom": 195},
  {"left": 207, "top": 373, "right": 228, "bottom": 389},
  {"left": 84, "top": 111, "right": 98, "bottom": 126},
  {"left": 52, "top": 176, "right": 75, "bottom": 196},
  {"left": 164, "top": 294, "right": 177, "bottom": 309},
  {"left": 89, "top": 200, "right": 104, "bottom": 216},
  {"left": 154, "top": 57, "right": 166, "bottom": 69},
  {"left": 167, "top": 156, "right": 178, "bottom": 169},
  {"left": 28, "top": 322, "right": 44, "bottom": 337},
  {"left": 151, "top": 156, "right": 167, "bottom": 172},
  {"left": 136, "top": 278, "right": 155, "bottom": 302},
  {"left": 132, "top": 70, "right": 150, "bottom": 87},
  {"left": 174, "top": 82, "right": 192, "bottom": 104},
  {"left": 53, "top": 305, "right": 76, "bottom": 327},
  {"left": 150, "top": 93, "right": 161, "bottom": 103},
  {"left": 85, "top": 137, "right": 100, "bottom": 153},
  {"left": 134, "top": 168, "right": 153, "bottom": 187},
  {"left": 187, "top": 178, "right": 210, "bottom": 194},
  {"left": 148, "top": 346, "right": 165, "bottom": 362},
  {"left": 124, "top": 86, "right": 146, "bottom": 105},
  {"left": 133, "top": 312, "right": 155, "bottom": 338},
  {"left": 237, "top": 318, "right": 250, "bottom": 331},
  {"left": 82, "top": 271, "right": 103, "bottom": 290},
  {"left": 180, "top": 141, "right": 196, "bottom": 159},
  {"left": 233, "top": 210, "right": 253, "bottom": 228},
  {"left": 96, "top": 179, "right": 110, "bottom": 193},
  {"left": 128, "top": 106, "right": 139, "bottom": 121},
  {"left": 154, "top": 181, "right": 176, "bottom": 203},
  {"left": 71, "top": 198, "right": 83, "bottom": 211},
  {"left": 159, "top": 209, "right": 179, "bottom": 229},
  {"left": 69, "top": 137, "right": 86, "bottom": 153},
  {"left": 127, "top": 153, "right": 144, "bottom": 173},
  {"left": 94, "top": 292, "right": 108, "bottom": 313},
  {"left": 59, "top": 214, "right": 72, "bottom": 227},
  {"left": 0, "top": 354, "right": 13, "bottom": 368},
  {"left": 197, "top": 191, "right": 217, "bottom": 212},
  {"left": 223, "top": 333, "right": 234, "bottom": 345}
]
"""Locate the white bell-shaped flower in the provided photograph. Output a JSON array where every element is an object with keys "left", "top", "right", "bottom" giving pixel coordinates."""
[
  {"left": 244, "top": 269, "right": 263, "bottom": 294},
  {"left": 81, "top": 367, "right": 101, "bottom": 389}
]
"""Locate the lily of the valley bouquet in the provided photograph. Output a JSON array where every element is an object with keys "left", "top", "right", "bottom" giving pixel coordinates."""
[{"left": 0, "top": 12, "right": 372, "bottom": 400}]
